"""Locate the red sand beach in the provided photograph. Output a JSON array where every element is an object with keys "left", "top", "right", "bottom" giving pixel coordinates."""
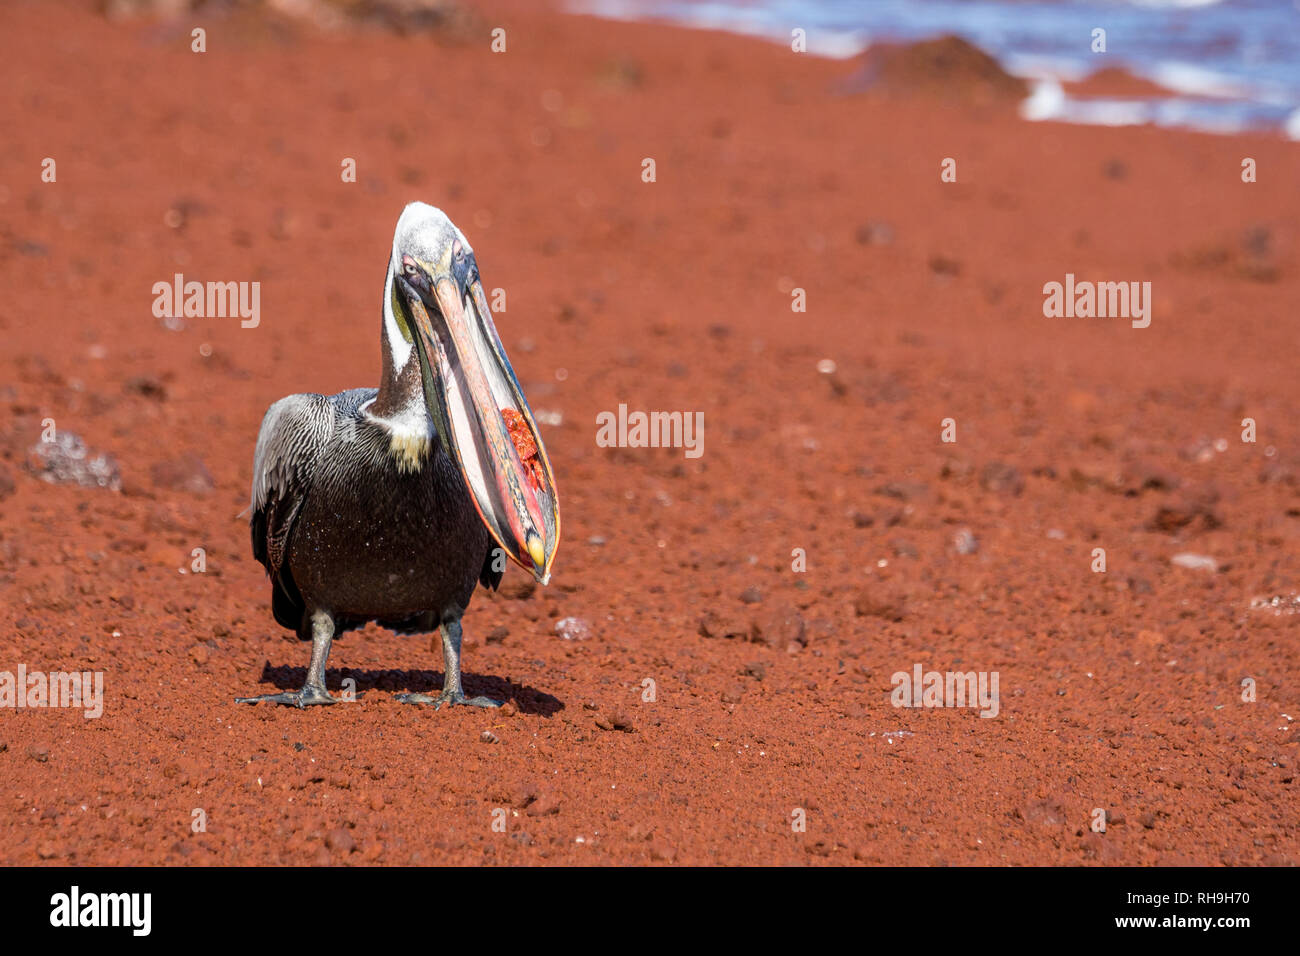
[{"left": 0, "top": 0, "right": 1297, "bottom": 865}]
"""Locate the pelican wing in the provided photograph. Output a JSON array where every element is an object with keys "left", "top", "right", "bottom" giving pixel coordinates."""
[{"left": 249, "top": 394, "right": 336, "bottom": 631}]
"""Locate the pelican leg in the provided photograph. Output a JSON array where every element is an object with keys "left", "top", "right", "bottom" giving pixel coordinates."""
[
  {"left": 237, "top": 611, "right": 340, "bottom": 707},
  {"left": 396, "top": 619, "right": 501, "bottom": 709}
]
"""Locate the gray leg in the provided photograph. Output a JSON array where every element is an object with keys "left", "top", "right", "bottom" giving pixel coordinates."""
[
  {"left": 396, "top": 619, "right": 501, "bottom": 709},
  {"left": 236, "top": 610, "right": 340, "bottom": 708}
]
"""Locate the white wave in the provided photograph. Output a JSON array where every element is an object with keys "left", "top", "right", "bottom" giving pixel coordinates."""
[
  {"left": 1287, "top": 108, "right": 1300, "bottom": 140},
  {"left": 1148, "top": 62, "right": 1254, "bottom": 100},
  {"left": 1019, "top": 78, "right": 1066, "bottom": 122},
  {"left": 1020, "top": 88, "right": 1267, "bottom": 135}
]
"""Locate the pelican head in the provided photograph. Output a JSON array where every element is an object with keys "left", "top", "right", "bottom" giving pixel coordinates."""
[{"left": 385, "top": 202, "right": 559, "bottom": 584}]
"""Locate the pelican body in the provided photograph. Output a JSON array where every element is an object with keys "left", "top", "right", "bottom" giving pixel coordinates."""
[{"left": 239, "top": 203, "right": 560, "bottom": 708}]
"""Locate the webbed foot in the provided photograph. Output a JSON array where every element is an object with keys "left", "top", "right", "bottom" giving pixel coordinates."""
[
  {"left": 395, "top": 689, "right": 502, "bottom": 709},
  {"left": 235, "top": 684, "right": 339, "bottom": 708}
]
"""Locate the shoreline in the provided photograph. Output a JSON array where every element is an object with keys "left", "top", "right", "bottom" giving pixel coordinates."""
[{"left": 570, "top": 0, "right": 1300, "bottom": 139}]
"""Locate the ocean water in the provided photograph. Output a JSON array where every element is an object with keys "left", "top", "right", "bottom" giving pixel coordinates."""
[{"left": 573, "top": 0, "right": 1300, "bottom": 137}]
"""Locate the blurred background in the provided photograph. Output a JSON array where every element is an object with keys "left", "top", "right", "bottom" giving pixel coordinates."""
[{"left": 585, "top": 0, "right": 1300, "bottom": 135}]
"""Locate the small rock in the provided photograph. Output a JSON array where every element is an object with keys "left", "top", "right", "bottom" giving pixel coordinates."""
[
  {"left": 189, "top": 644, "right": 210, "bottom": 665},
  {"left": 648, "top": 839, "right": 676, "bottom": 862},
  {"left": 528, "top": 791, "right": 560, "bottom": 816},
  {"left": 952, "top": 527, "right": 979, "bottom": 555},
  {"left": 1150, "top": 488, "right": 1221, "bottom": 533},
  {"left": 510, "top": 784, "right": 538, "bottom": 808},
  {"left": 855, "top": 220, "right": 894, "bottom": 246},
  {"left": 480, "top": 730, "right": 500, "bottom": 744},
  {"left": 124, "top": 376, "right": 167, "bottom": 401},
  {"left": 739, "top": 586, "right": 763, "bottom": 604},
  {"left": 592, "top": 709, "right": 635, "bottom": 732},
  {"left": 929, "top": 255, "right": 961, "bottom": 276},
  {"left": 698, "top": 610, "right": 749, "bottom": 640},
  {"left": 1018, "top": 798, "right": 1067, "bottom": 826},
  {"left": 554, "top": 617, "right": 591, "bottom": 641},
  {"left": 27, "top": 745, "right": 49, "bottom": 763},
  {"left": 26, "top": 432, "right": 121, "bottom": 491},
  {"left": 878, "top": 508, "right": 905, "bottom": 527},
  {"left": 1067, "top": 464, "right": 1121, "bottom": 493},
  {"left": 485, "top": 625, "right": 509, "bottom": 645},
  {"left": 854, "top": 590, "right": 905, "bottom": 622},
  {"left": 742, "top": 661, "right": 767, "bottom": 681},
  {"left": 1124, "top": 461, "right": 1179, "bottom": 494},
  {"left": 1171, "top": 553, "right": 1218, "bottom": 573},
  {"left": 37, "top": 842, "right": 59, "bottom": 860},
  {"left": 751, "top": 606, "right": 805, "bottom": 647}
]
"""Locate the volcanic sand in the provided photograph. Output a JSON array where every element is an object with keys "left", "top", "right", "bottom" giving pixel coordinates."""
[{"left": 1, "top": 0, "right": 1297, "bottom": 864}]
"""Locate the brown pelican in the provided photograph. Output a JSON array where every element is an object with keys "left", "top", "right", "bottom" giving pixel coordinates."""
[{"left": 238, "top": 203, "right": 559, "bottom": 709}]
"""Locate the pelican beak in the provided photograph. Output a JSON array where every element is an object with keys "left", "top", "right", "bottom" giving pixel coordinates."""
[{"left": 400, "top": 262, "right": 559, "bottom": 584}]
